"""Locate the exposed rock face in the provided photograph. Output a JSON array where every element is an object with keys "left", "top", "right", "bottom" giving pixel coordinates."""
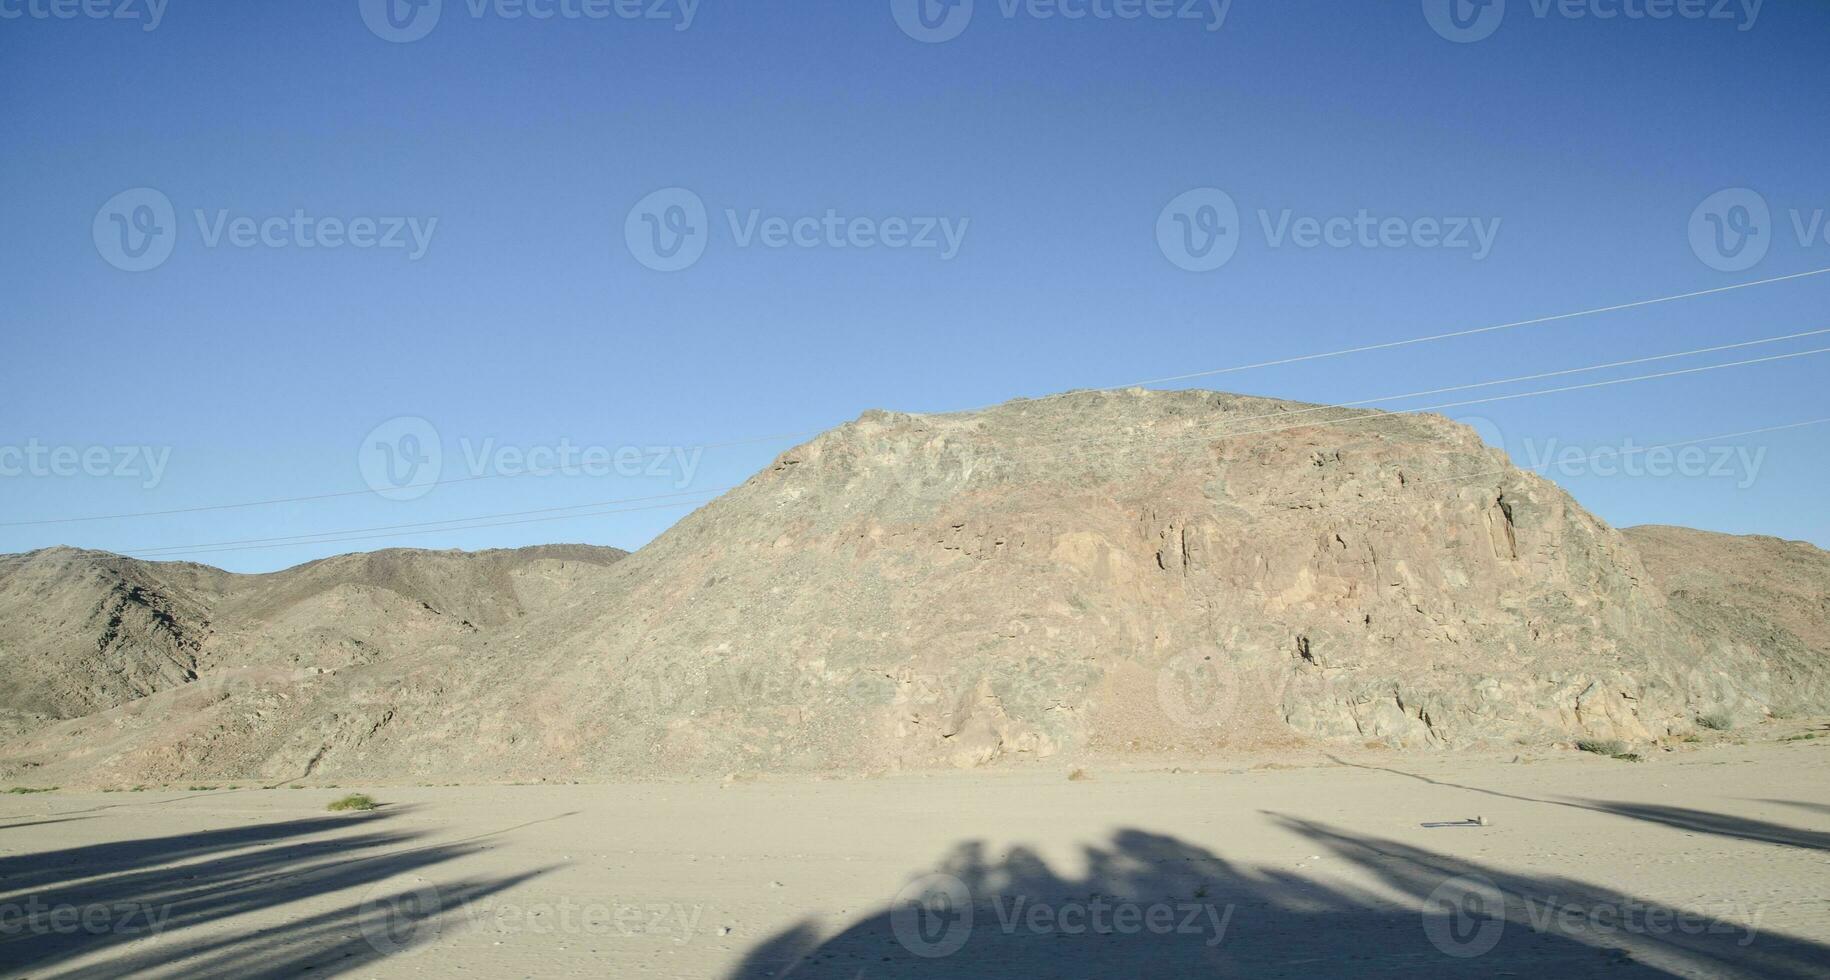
[
  {"left": 0, "top": 389, "right": 1824, "bottom": 785},
  {"left": 505, "top": 388, "right": 1802, "bottom": 775}
]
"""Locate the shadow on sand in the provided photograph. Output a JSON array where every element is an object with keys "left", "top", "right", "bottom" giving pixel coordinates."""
[
  {"left": 0, "top": 806, "right": 555, "bottom": 978},
  {"left": 1328, "top": 754, "right": 1830, "bottom": 852},
  {"left": 729, "top": 818, "right": 1828, "bottom": 979},
  {"left": 1575, "top": 801, "right": 1830, "bottom": 852}
]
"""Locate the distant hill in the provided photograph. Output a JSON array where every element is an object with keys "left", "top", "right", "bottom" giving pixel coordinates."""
[{"left": 0, "top": 545, "right": 626, "bottom": 738}]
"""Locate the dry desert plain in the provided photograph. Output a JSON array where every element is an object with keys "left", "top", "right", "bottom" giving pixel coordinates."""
[{"left": 1, "top": 733, "right": 1827, "bottom": 979}]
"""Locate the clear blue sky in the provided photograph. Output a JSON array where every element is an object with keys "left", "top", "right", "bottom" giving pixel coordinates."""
[{"left": 3, "top": 0, "right": 1827, "bottom": 572}]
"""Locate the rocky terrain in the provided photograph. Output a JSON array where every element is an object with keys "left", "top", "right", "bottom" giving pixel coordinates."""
[
  {"left": 0, "top": 545, "right": 626, "bottom": 738},
  {"left": 0, "top": 388, "right": 1824, "bottom": 786}
]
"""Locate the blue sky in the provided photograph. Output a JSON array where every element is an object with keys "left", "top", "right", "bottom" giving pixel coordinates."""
[{"left": 2, "top": 0, "right": 1827, "bottom": 572}]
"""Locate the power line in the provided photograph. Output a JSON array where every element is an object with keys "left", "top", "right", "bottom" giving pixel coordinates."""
[
  {"left": 1012, "top": 346, "right": 1830, "bottom": 468},
  {"left": 122, "top": 487, "right": 732, "bottom": 557},
  {"left": 5, "top": 266, "right": 1825, "bottom": 530},
  {"left": 119, "top": 497, "right": 720, "bottom": 561},
  {"left": 13, "top": 342, "right": 1825, "bottom": 569},
  {"left": 987, "top": 327, "right": 1830, "bottom": 462},
  {"left": 11, "top": 337, "right": 1829, "bottom": 565},
  {"left": 0, "top": 488, "right": 731, "bottom": 568},
  {"left": 1412, "top": 418, "right": 1830, "bottom": 487},
  {"left": 0, "top": 433, "right": 804, "bottom": 530},
  {"left": 965, "top": 264, "right": 1830, "bottom": 409}
]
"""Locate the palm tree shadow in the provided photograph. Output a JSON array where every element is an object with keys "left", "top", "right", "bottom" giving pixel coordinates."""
[
  {"left": 1572, "top": 801, "right": 1830, "bottom": 852},
  {"left": 1325, "top": 754, "right": 1830, "bottom": 853},
  {"left": 727, "top": 822, "right": 1830, "bottom": 979},
  {"left": 0, "top": 808, "right": 558, "bottom": 978}
]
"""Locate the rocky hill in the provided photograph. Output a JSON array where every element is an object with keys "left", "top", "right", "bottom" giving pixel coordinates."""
[
  {"left": 1, "top": 389, "right": 1824, "bottom": 786},
  {"left": 0, "top": 545, "right": 626, "bottom": 739}
]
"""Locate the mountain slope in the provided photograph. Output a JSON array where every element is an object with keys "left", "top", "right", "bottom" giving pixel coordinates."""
[
  {"left": 0, "top": 550, "right": 224, "bottom": 733},
  {"left": 1624, "top": 525, "right": 1830, "bottom": 718},
  {"left": 2, "top": 389, "right": 1825, "bottom": 785},
  {"left": 0, "top": 544, "right": 627, "bottom": 739}
]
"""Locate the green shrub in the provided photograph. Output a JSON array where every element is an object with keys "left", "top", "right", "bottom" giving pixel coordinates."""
[
  {"left": 4, "top": 786, "right": 56, "bottom": 794},
  {"left": 327, "top": 793, "right": 379, "bottom": 812},
  {"left": 1697, "top": 712, "right": 1734, "bottom": 731},
  {"left": 1576, "top": 738, "right": 1628, "bottom": 756}
]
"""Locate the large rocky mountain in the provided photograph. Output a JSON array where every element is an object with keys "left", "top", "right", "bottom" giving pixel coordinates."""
[{"left": 1, "top": 389, "right": 1824, "bottom": 786}]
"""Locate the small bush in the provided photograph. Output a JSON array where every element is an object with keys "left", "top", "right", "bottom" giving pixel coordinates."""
[
  {"left": 1697, "top": 712, "right": 1734, "bottom": 731},
  {"left": 4, "top": 786, "right": 56, "bottom": 794},
  {"left": 1067, "top": 768, "right": 1091, "bottom": 781},
  {"left": 1576, "top": 738, "right": 1626, "bottom": 756},
  {"left": 186, "top": 785, "right": 218, "bottom": 792},
  {"left": 327, "top": 793, "right": 379, "bottom": 812}
]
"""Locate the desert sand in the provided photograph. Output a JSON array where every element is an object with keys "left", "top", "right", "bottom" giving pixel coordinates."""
[{"left": 2, "top": 735, "right": 1825, "bottom": 978}]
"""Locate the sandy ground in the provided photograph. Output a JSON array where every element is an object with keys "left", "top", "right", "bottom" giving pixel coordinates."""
[{"left": 1, "top": 739, "right": 1826, "bottom": 979}]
